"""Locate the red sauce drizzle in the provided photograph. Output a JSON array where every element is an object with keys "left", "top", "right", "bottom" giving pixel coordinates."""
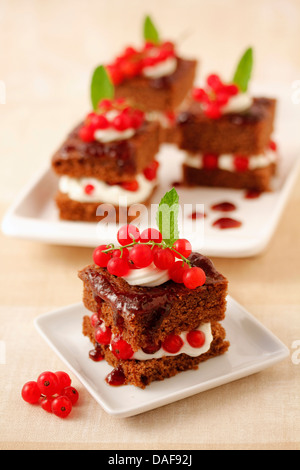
[
  {"left": 244, "top": 189, "right": 262, "bottom": 199},
  {"left": 189, "top": 211, "right": 206, "bottom": 219},
  {"left": 212, "top": 217, "right": 242, "bottom": 229},
  {"left": 211, "top": 201, "right": 236, "bottom": 212},
  {"left": 105, "top": 366, "right": 126, "bottom": 386},
  {"left": 89, "top": 347, "right": 104, "bottom": 362}
]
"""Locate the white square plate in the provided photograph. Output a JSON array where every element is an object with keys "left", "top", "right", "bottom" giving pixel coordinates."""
[
  {"left": 34, "top": 296, "right": 289, "bottom": 418},
  {"left": 2, "top": 84, "right": 300, "bottom": 257}
]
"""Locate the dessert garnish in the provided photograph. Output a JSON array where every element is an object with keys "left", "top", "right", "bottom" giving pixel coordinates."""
[
  {"left": 21, "top": 370, "right": 79, "bottom": 419},
  {"left": 106, "top": 15, "right": 177, "bottom": 85},
  {"left": 192, "top": 47, "right": 253, "bottom": 119},
  {"left": 92, "top": 188, "right": 206, "bottom": 289},
  {"left": 79, "top": 65, "right": 145, "bottom": 143}
]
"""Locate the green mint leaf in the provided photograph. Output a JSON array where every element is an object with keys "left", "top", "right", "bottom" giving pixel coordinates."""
[
  {"left": 91, "top": 65, "right": 114, "bottom": 111},
  {"left": 232, "top": 47, "right": 253, "bottom": 93},
  {"left": 143, "top": 15, "right": 160, "bottom": 44},
  {"left": 156, "top": 188, "right": 180, "bottom": 246}
]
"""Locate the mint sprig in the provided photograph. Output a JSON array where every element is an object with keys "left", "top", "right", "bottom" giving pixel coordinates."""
[
  {"left": 155, "top": 187, "right": 179, "bottom": 247},
  {"left": 90, "top": 65, "right": 114, "bottom": 111},
  {"left": 143, "top": 15, "right": 160, "bottom": 44},
  {"left": 232, "top": 47, "right": 253, "bottom": 93}
]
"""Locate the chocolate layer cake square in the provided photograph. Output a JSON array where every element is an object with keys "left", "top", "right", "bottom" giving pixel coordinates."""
[{"left": 79, "top": 252, "right": 229, "bottom": 388}]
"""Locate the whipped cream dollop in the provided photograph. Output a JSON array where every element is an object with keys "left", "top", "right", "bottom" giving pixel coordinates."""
[
  {"left": 59, "top": 173, "right": 156, "bottom": 205},
  {"left": 143, "top": 57, "right": 177, "bottom": 79},
  {"left": 146, "top": 110, "right": 173, "bottom": 128},
  {"left": 184, "top": 150, "right": 277, "bottom": 172},
  {"left": 123, "top": 262, "right": 170, "bottom": 287},
  {"left": 221, "top": 92, "right": 253, "bottom": 114},
  {"left": 130, "top": 322, "right": 213, "bottom": 360}
]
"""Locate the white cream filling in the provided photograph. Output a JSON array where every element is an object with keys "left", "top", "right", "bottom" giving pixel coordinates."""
[
  {"left": 59, "top": 173, "right": 156, "bottom": 204},
  {"left": 221, "top": 93, "right": 253, "bottom": 114},
  {"left": 130, "top": 322, "right": 213, "bottom": 360},
  {"left": 143, "top": 57, "right": 177, "bottom": 79},
  {"left": 146, "top": 111, "right": 172, "bottom": 128},
  {"left": 184, "top": 150, "right": 277, "bottom": 172},
  {"left": 123, "top": 262, "right": 170, "bottom": 287}
]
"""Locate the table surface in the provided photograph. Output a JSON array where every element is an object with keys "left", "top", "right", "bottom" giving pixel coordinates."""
[{"left": 0, "top": 0, "right": 300, "bottom": 451}]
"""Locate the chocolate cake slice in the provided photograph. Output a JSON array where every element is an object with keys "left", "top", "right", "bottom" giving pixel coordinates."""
[{"left": 79, "top": 252, "right": 229, "bottom": 389}]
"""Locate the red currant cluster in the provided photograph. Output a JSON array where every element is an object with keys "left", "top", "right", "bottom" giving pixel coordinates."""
[
  {"left": 21, "top": 370, "right": 79, "bottom": 419},
  {"left": 106, "top": 41, "right": 176, "bottom": 85},
  {"left": 192, "top": 74, "right": 239, "bottom": 119},
  {"left": 92, "top": 224, "right": 206, "bottom": 289},
  {"left": 79, "top": 98, "right": 145, "bottom": 143}
]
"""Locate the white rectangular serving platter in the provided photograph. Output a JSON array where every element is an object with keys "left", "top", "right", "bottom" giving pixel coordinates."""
[{"left": 34, "top": 296, "right": 289, "bottom": 418}]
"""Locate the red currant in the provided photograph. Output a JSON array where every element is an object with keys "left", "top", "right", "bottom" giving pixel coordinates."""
[
  {"left": 111, "top": 338, "right": 134, "bottom": 359},
  {"left": 140, "top": 228, "right": 162, "bottom": 243},
  {"left": 183, "top": 267, "right": 206, "bottom": 289},
  {"left": 205, "top": 102, "right": 222, "bottom": 119},
  {"left": 106, "top": 65, "right": 124, "bottom": 85},
  {"left": 192, "top": 88, "right": 209, "bottom": 103},
  {"left": 142, "top": 341, "right": 162, "bottom": 354},
  {"left": 129, "top": 244, "right": 153, "bottom": 268},
  {"left": 89, "top": 113, "right": 109, "bottom": 130},
  {"left": 79, "top": 125, "right": 94, "bottom": 142},
  {"left": 112, "top": 113, "right": 131, "bottom": 131},
  {"left": 143, "top": 161, "right": 159, "bottom": 181},
  {"left": 21, "top": 381, "right": 41, "bottom": 404},
  {"left": 61, "top": 386, "right": 79, "bottom": 405},
  {"left": 129, "top": 109, "right": 145, "bottom": 129},
  {"left": 162, "top": 334, "right": 183, "bottom": 354},
  {"left": 234, "top": 155, "right": 249, "bottom": 172},
  {"left": 84, "top": 184, "right": 95, "bottom": 195},
  {"left": 120, "top": 180, "right": 139, "bottom": 192},
  {"left": 41, "top": 396, "right": 54, "bottom": 413},
  {"left": 168, "top": 261, "right": 189, "bottom": 283},
  {"left": 95, "top": 324, "right": 112, "bottom": 345},
  {"left": 117, "top": 224, "right": 140, "bottom": 245},
  {"left": 51, "top": 396, "right": 72, "bottom": 419},
  {"left": 172, "top": 238, "right": 192, "bottom": 259},
  {"left": 55, "top": 371, "right": 71, "bottom": 393},
  {"left": 215, "top": 92, "right": 229, "bottom": 106},
  {"left": 93, "top": 245, "right": 112, "bottom": 267},
  {"left": 224, "top": 83, "right": 239, "bottom": 96},
  {"left": 153, "top": 247, "right": 175, "bottom": 270},
  {"left": 107, "top": 257, "right": 130, "bottom": 277},
  {"left": 111, "top": 247, "right": 130, "bottom": 259},
  {"left": 99, "top": 99, "right": 112, "bottom": 109},
  {"left": 206, "top": 74, "right": 223, "bottom": 91},
  {"left": 37, "top": 371, "right": 60, "bottom": 396},
  {"left": 269, "top": 140, "right": 277, "bottom": 151},
  {"left": 186, "top": 330, "right": 205, "bottom": 348},
  {"left": 90, "top": 312, "right": 101, "bottom": 327},
  {"left": 203, "top": 153, "right": 218, "bottom": 169}
]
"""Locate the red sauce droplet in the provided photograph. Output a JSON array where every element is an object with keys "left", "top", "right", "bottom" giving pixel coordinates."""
[
  {"left": 105, "top": 366, "right": 126, "bottom": 386},
  {"left": 212, "top": 217, "right": 242, "bottom": 229},
  {"left": 171, "top": 181, "right": 182, "bottom": 187},
  {"left": 244, "top": 189, "right": 262, "bottom": 199},
  {"left": 89, "top": 347, "right": 104, "bottom": 362},
  {"left": 211, "top": 201, "right": 236, "bottom": 212},
  {"left": 189, "top": 211, "right": 206, "bottom": 219}
]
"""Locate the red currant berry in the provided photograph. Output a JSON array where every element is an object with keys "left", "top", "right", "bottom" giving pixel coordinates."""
[
  {"left": 89, "top": 113, "right": 109, "bottom": 130},
  {"left": 162, "top": 334, "right": 183, "bottom": 354},
  {"left": 106, "top": 65, "right": 124, "bottom": 85},
  {"left": 130, "top": 109, "right": 145, "bottom": 129},
  {"left": 117, "top": 224, "right": 140, "bottom": 245},
  {"left": 90, "top": 312, "right": 101, "bottom": 328},
  {"left": 203, "top": 153, "right": 218, "bottom": 169},
  {"left": 55, "top": 371, "right": 71, "bottom": 393},
  {"left": 84, "top": 184, "right": 95, "bottom": 195},
  {"left": 234, "top": 155, "right": 249, "bottom": 172},
  {"left": 172, "top": 238, "right": 192, "bottom": 259},
  {"left": 93, "top": 245, "right": 112, "bottom": 267},
  {"left": 142, "top": 341, "right": 162, "bottom": 355},
  {"left": 41, "top": 396, "right": 54, "bottom": 413},
  {"left": 140, "top": 228, "right": 163, "bottom": 243},
  {"left": 21, "top": 381, "right": 41, "bottom": 404},
  {"left": 37, "top": 371, "right": 60, "bottom": 396},
  {"left": 205, "top": 102, "right": 222, "bottom": 119},
  {"left": 120, "top": 60, "right": 142, "bottom": 78},
  {"left": 186, "top": 330, "right": 205, "bottom": 348},
  {"left": 129, "top": 244, "right": 153, "bottom": 268},
  {"left": 120, "top": 180, "right": 139, "bottom": 192},
  {"left": 61, "top": 386, "right": 79, "bottom": 405},
  {"left": 107, "top": 257, "right": 130, "bottom": 277},
  {"left": 192, "top": 88, "right": 209, "bottom": 103},
  {"left": 99, "top": 98, "right": 112, "bottom": 109},
  {"left": 183, "top": 267, "right": 206, "bottom": 289},
  {"left": 79, "top": 125, "right": 94, "bottom": 142},
  {"left": 153, "top": 247, "right": 175, "bottom": 270},
  {"left": 143, "top": 161, "right": 159, "bottom": 181},
  {"left": 168, "top": 261, "right": 189, "bottom": 283},
  {"left": 269, "top": 140, "right": 277, "bottom": 151},
  {"left": 112, "top": 247, "right": 130, "bottom": 259},
  {"left": 51, "top": 396, "right": 72, "bottom": 419},
  {"left": 224, "top": 83, "right": 239, "bottom": 96},
  {"left": 215, "top": 92, "right": 229, "bottom": 106},
  {"left": 112, "top": 112, "right": 131, "bottom": 131},
  {"left": 111, "top": 338, "right": 134, "bottom": 360},
  {"left": 95, "top": 324, "right": 112, "bottom": 345},
  {"left": 206, "top": 74, "right": 223, "bottom": 91}
]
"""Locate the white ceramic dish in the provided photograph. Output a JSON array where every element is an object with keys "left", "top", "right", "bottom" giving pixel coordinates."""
[
  {"left": 2, "top": 84, "right": 300, "bottom": 257},
  {"left": 34, "top": 296, "right": 289, "bottom": 418}
]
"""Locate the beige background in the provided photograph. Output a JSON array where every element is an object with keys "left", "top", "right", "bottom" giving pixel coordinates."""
[{"left": 0, "top": 0, "right": 300, "bottom": 450}]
